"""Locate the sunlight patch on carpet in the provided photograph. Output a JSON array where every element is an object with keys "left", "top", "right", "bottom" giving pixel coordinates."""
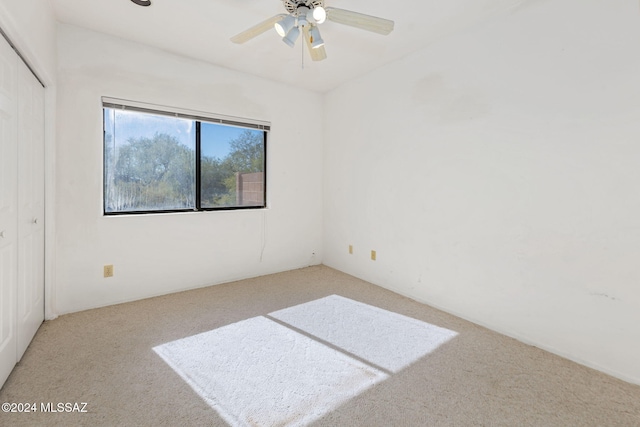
[
  {"left": 270, "top": 295, "right": 458, "bottom": 373},
  {"left": 154, "top": 316, "right": 388, "bottom": 427},
  {"left": 153, "top": 295, "right": 458, "bottom": 426}
]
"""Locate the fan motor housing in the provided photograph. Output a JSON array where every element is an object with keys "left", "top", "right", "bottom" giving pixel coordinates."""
[{"left": 283, "top": 0, "right": 324, "bottom": 14}]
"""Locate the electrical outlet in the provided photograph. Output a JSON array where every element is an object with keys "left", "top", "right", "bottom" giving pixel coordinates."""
[
  {"left": 104, "top": 264, "right": 114, "bottom": 278},
  {"left": 371, "top": 250, "right": 377, "bottom": 261},
  {"left": 349, "top": 245, "right": 353, "bottom": 254}
]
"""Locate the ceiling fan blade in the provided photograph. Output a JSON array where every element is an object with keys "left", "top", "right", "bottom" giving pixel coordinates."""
[
  {"left": 325, "top": 7, "right": 394, "bottom": 35},
  {"left": 231, "top": 14, "right": 287, "bottom": 44},
  {"left": 303, "top": 26, "right": 327, "bottom": 61}
]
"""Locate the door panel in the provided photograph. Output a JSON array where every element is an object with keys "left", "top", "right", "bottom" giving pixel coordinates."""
[
  {"left": 0, "top": 35, "right": 18, "bottom": 387},
  {"left": 16, "top": 59, "right": 45, "bottom": 360}
]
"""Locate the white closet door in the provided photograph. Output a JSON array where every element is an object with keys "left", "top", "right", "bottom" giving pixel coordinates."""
[
  {"left": 16, "top": 59, "right": 45, "bottom": 360},
  {"left": 0, "top": 35, "right": 18, "bottom": 386}
]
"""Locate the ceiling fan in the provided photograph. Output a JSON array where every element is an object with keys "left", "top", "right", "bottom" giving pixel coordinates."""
[{"left": 231, "top": 0, "right": 394, "bottom": 62}]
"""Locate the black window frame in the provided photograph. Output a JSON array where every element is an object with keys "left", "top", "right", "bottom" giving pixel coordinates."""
[{"left": 102, "top": 99, "right": 269, "bottom": 216}]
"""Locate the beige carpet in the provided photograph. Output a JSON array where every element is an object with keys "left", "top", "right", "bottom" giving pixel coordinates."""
[{"left": 1, "top": 265, "right": 639, "bottom": 426}]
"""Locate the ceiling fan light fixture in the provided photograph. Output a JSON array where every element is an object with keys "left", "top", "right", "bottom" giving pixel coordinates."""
[
  {"left": 309, "top": 26, "right": 325, "bottom": 49},
  {"left": 231, "top": 1, "right": 395, "bottom": 64},
  {"left": 274, "top": 14, "right": 296, "bottom": 37},
  {"left": 311, "top": 6, "right": 327, "bottom": 24},
  {"left": 282, "top": 26, "right": 300, "bottom": 48},
  {"left": 297, "top": 6, "right": 310, "bottom": 28}
]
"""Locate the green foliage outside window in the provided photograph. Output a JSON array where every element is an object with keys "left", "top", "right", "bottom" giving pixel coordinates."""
[{"left": 104, "top": 106, "right": 266, "bottom": 214}]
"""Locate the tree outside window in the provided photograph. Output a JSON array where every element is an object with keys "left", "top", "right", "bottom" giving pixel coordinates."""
[{"left": 103, "top": 104, "right": 267, "bottom": 214}]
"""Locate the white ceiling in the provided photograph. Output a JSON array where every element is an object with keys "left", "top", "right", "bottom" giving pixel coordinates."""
[{"left": 51, "top": 0, "right": 529, "bottom": 93}]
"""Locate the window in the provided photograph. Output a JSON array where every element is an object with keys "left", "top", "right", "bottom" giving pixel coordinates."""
[{"left": 103, "top": 99, "right": 268, "bottom": 214}]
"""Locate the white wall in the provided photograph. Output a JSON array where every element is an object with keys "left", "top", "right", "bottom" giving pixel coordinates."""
[
  {"left": 324, "top": 0, "right": 640, "bottom": 384},
  {"left": 55, "top": 24, "right": 323, "bottom": 314},
  {"left": 0, "top": 0, "right": 56, "bottom": 82}
]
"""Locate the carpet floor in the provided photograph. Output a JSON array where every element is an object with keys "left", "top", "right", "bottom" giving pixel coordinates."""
[{"left": 1, "top": 265, "right": 639, "bottom": 426}]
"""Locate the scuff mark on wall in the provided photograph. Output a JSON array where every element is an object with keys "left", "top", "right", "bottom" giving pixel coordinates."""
[
  {"left": 412, "top": 73, "right": 491, "bottom": 123},
  {"left": 590, "top": 292, "right": 619, "bottom": 301}
]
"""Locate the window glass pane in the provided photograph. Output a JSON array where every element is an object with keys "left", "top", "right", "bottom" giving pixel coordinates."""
[
  {"left": 200, "top": 123, "right": 265, "bottom": 209},
  {"left": 104, "top": 108, "right": 196, "bottom": 213}
]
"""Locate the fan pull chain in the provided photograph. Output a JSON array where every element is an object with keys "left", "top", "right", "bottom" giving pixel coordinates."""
[{"left": 301, "top": 35, "right": 305, "bottom": 70}]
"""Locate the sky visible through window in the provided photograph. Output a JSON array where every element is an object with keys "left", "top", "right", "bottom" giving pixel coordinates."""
[
  {"left": 105, "top": 109, "right": 255, "bottom": 159},
  {"left": 104, "top": 106, "right": 266, "bottom": 213},
  {"left": 202, "top": 122, "right": 249, "bottom": 160}
]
